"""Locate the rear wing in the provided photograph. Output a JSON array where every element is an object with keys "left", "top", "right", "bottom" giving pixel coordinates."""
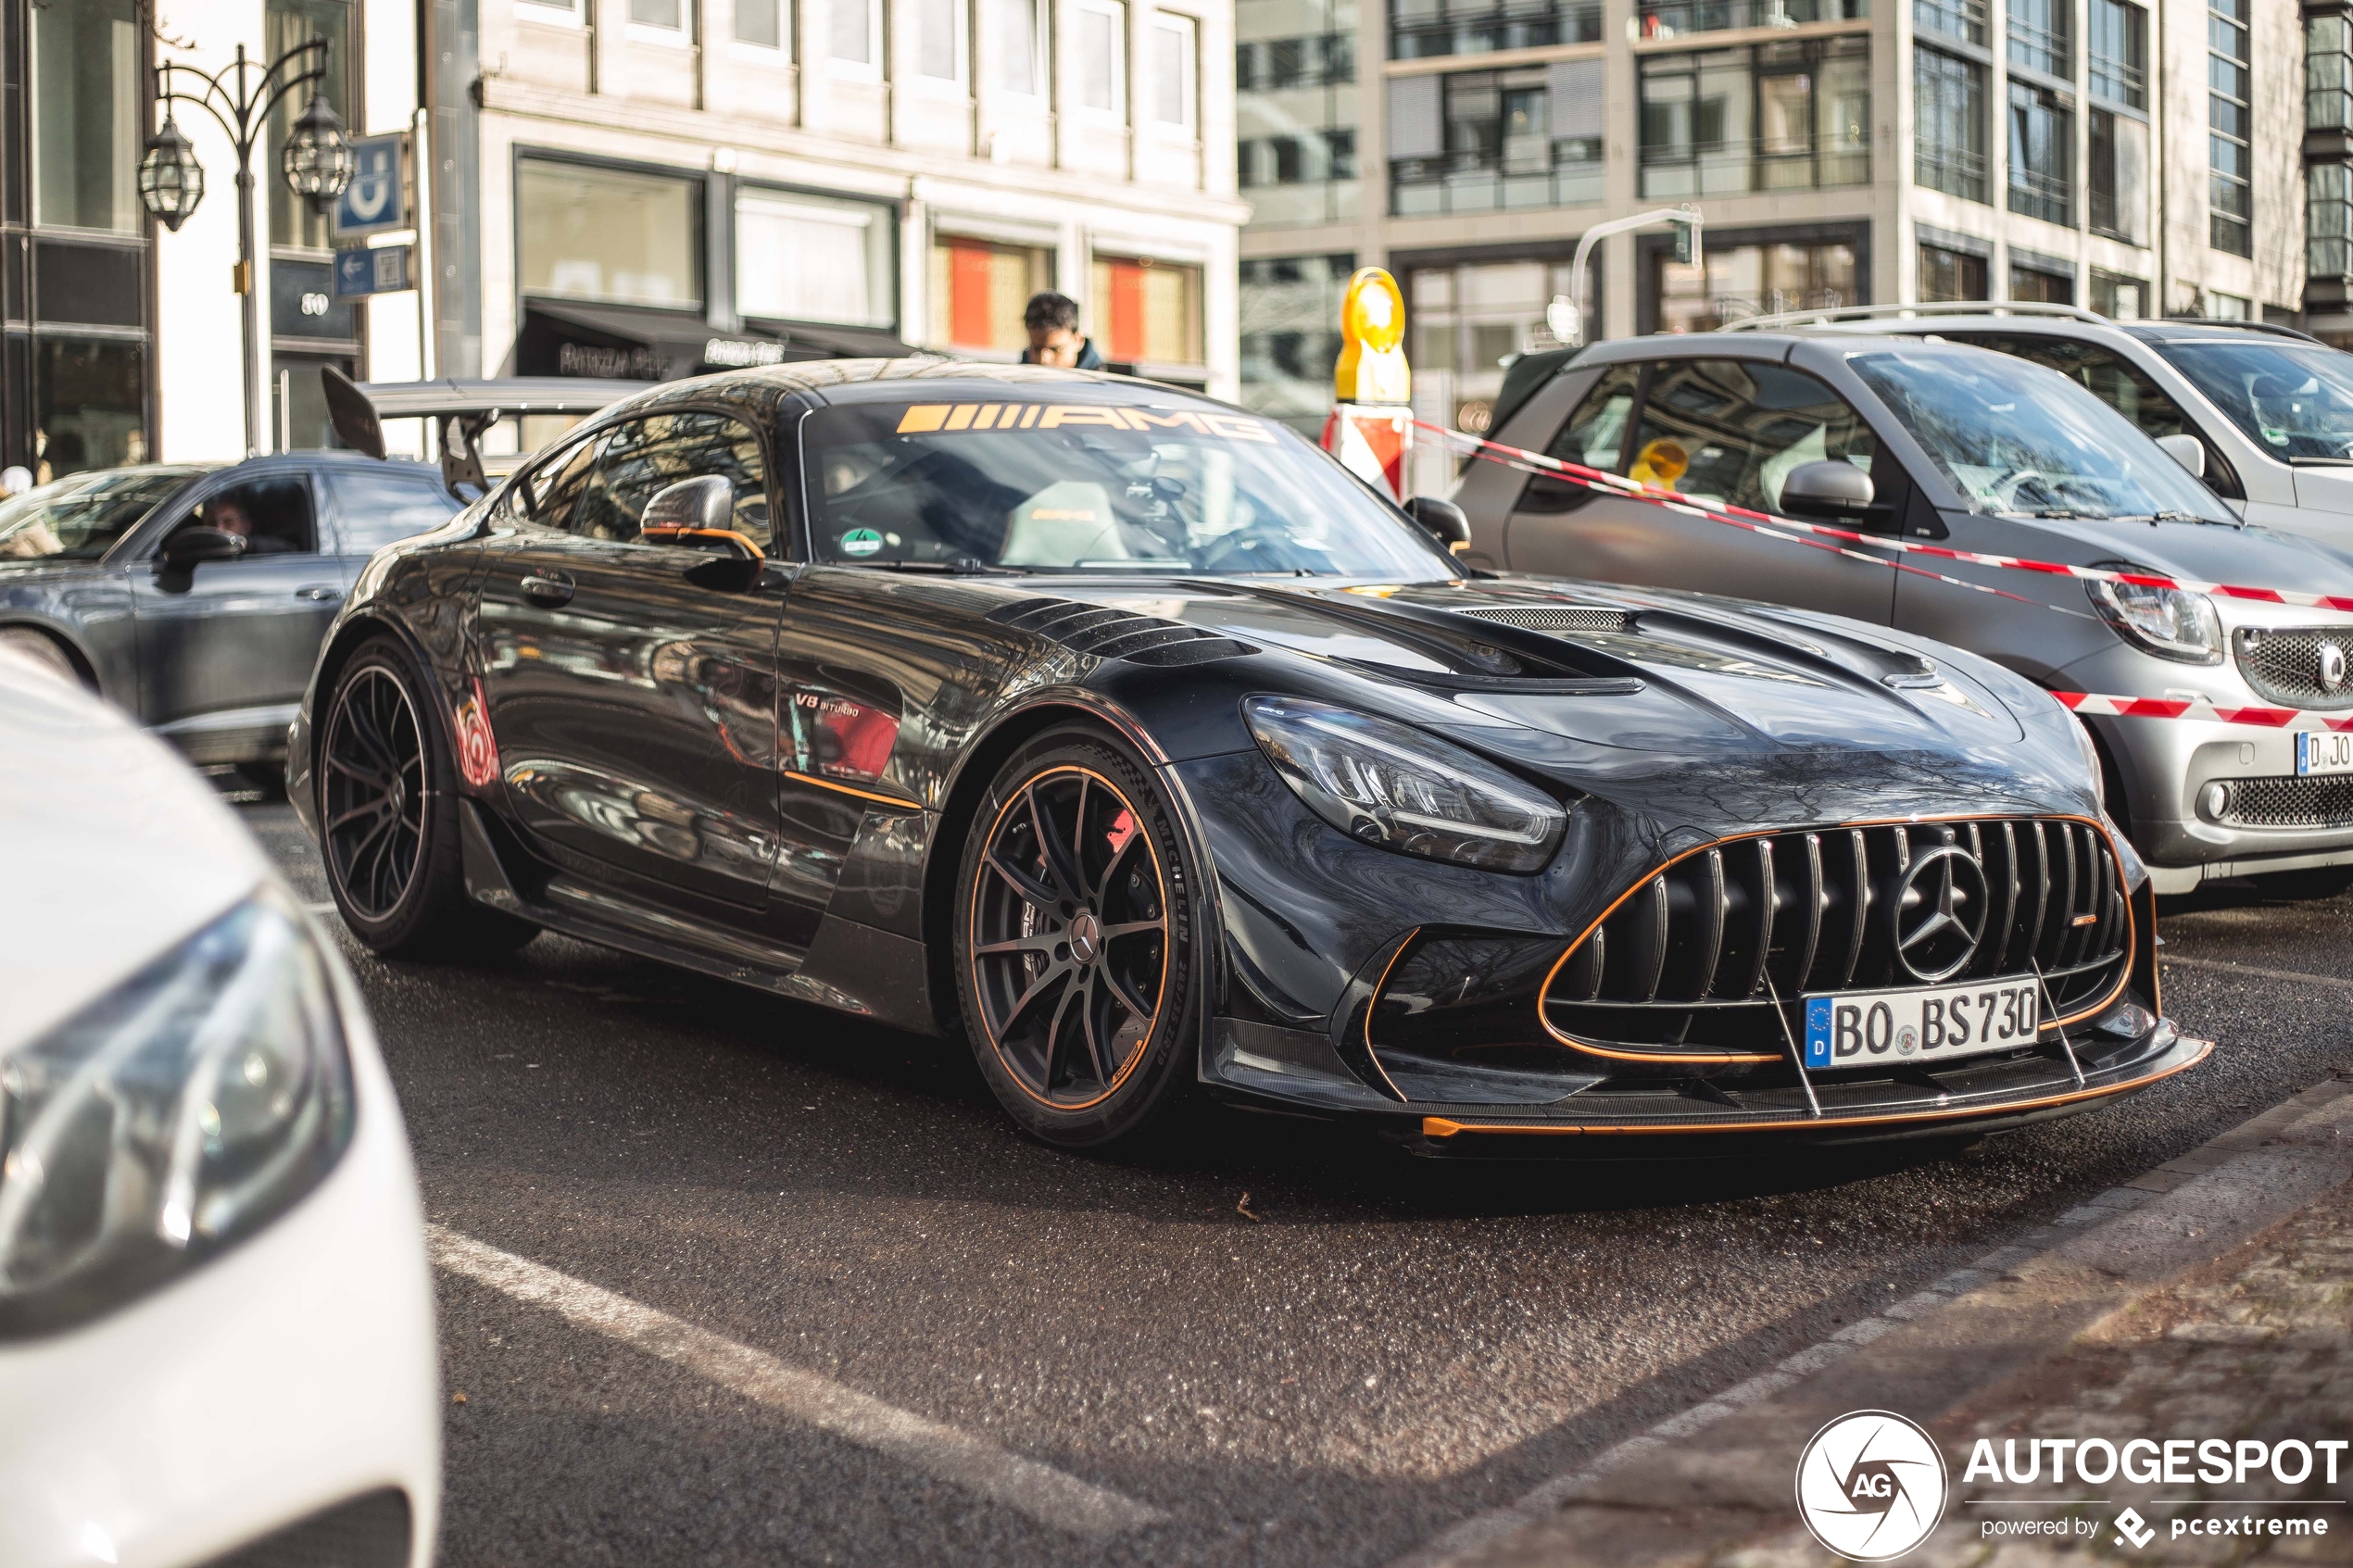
[{"left": 321, "top": 367, "right": 651, "bottom": 498}]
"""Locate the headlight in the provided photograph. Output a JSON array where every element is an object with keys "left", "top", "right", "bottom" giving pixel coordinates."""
[
  {"left": 2084, "top": 577, "right": 2222, "bottom": 665},
  {"left": 0, "top": 890, "right": 354, "bottom": 1337},
  {"left": 1243, "top": 696, "right": 1567, "bottom": 873}
]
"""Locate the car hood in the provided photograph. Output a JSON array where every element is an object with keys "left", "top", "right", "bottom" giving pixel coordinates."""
[
  {"left": 1025, "top": 574, "right": 2101, "bottom": 834},
  {"left": 0, "top": 657, "right": 268, "bottom": 1051},
  {"left": 2005, "top": 512, "right": 2353, "bottom": 600}
]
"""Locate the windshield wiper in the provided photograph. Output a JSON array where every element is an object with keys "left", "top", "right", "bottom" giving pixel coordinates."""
[
  {"left": 847, "top": 558, "right": 1015, "bottom": 575},
  {"left": 2029, "top": 508, "right": 2112, "bottom": 520}
]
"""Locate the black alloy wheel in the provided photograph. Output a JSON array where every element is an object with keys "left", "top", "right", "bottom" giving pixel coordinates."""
[
  {"left": 323, "top": 663, "right": 426, "bottom": 922},
  {"left": 956, "top": 729, "right": 1198, "bottom": 1146}
]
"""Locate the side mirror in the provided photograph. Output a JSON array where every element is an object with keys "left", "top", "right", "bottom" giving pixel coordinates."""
[
  {"left": 1779, "top": 460, "right": 1877, "bottom": 520},
  {"left": 639, "top": 476, "right": 761, "bottom": 560},
  {"left": 1406, "top": 495, "right": 1472, "bottom": 555},
  {"left": 157, "top": 527, "right": 249, "bottom": 571},
  {"left": 2156, "top": 433, "right": 2207, "bottom": 479}
]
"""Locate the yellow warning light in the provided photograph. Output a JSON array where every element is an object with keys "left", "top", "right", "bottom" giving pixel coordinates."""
[
  {"left": 1630, "top": 437, "right": 1689, "bottom": 488},
  {"left": 1335, "top": 267, "right": 1410, "bottom": 404}
]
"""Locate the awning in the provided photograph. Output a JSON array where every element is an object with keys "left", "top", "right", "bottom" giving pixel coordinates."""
[{"left": 515, "top": 299, "right": 912, "bottom": 382}]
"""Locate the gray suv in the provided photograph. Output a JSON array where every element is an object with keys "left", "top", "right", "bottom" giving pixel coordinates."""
[{"left": 1454, "top": 331, "right": 2353, "bottom": 897}]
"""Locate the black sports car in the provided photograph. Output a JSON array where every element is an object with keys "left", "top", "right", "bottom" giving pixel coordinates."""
[{"left": 286, "top": 361, "right": 2205, "bottom": 1150}]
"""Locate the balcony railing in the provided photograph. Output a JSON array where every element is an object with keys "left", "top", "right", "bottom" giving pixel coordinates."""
[
  {"left": 1633, "top": 0, "right": 1863, "bottom": 37},
  {"left": 1916, "top": 143, "right": 1986, "bottom": 203},
  {"left": 1912, "top": 0, "right": 1983, "bottom": 45},
  {"left": 1390, "top": 154, "right": 1605, "bottom": 214},
  {"left": 1390, "top": 0, "right": 1602, "bottom": 57},
  {"left": 2007, "top": 13, "right": 2067, "bottom": 77},
  {"left": 1639, "top": 138, "right": 1869, "bottom": 196}
]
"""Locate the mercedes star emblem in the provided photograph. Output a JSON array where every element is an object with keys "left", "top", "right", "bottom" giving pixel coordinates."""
[{"left": 1890, "top": 846, "right": 1991, "bottom": 984}]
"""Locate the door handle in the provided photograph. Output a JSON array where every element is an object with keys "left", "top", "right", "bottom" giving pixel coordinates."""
[
  {"left": 520, "top": 572, "right": 575, "bottom": 607},
  {"left": 294, "top": 583, "right": 344, "bottom": 602}
]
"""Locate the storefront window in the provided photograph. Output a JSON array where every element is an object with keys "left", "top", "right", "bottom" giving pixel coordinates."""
[
  {"left": 32, "top": 0, "right": 142, "bottom": 233},
  {"left": 34, "top": 337, "right": 146, "bottom": 481},
  {"left": 267, "top": 0, "right": 358, "bottom": 251},
  {"left": 2009, "top": 262, "right": 2073, "bottom": 305},
  {"left": 736, "top": 190, "right": 897, "bottom": 329},
  {"left": 1239, "top": 253, "right": 1353, "bottom": 433},
  {"left": 518, "top": 159, "right": 704, "bottom": 310},
  {"left": 1655, "top": 238, "right": 1855, "bottom": 332},
  {"left": 929, "top": 237, "right": 1052, "bottom": 351},
  {"left": 1091, "top": 254, "right": 1205, "bottom": 368}
]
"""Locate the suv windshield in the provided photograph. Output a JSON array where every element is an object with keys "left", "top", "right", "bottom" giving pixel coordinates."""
[
  {"left": 1849, "top": 351, "right": 2233, "bottom": 521},
  {"left": 801, "top": 399, "right": 1455, "bottom": 578},
  {"left": 0, "top": 468, "right": 201, "bottom": 562},
  {"left": 2154, "top": 339, "right": 2353, "bottom": 461}
]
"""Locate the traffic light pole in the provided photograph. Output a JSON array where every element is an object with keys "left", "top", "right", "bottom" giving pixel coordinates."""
[{"left": 1550, "top": 206, "right": 1703, "bottom": 349}]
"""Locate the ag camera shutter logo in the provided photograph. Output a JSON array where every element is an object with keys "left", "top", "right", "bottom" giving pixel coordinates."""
[{"left": 1795, "top": 1410, "right": 1950, "bottom": 1561}]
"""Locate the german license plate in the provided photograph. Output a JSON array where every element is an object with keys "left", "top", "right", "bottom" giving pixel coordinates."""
[
  {"left": 1802, "top": 977, "right": 2040, "bottom": 1070},
  {"left": 2296, "top": 731, "right": 2353, "bottom": 776}
]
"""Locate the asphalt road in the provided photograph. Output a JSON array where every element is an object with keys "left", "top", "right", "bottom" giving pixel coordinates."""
[{"left": 233, "top": 796, "right": 2353, "bottom": 1568}]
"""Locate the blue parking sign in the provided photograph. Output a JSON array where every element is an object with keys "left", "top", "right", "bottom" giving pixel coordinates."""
[{"left": 332, "top": 133, "right": 410, "bottom": 240}]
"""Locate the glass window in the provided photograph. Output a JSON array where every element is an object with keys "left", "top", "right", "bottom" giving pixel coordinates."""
[
  {"left": 1406, "top": 258, "right": 1590, "bottom": 458},
  {"left": 1851, "top": 350, "right": 2231, "bottom": 520},
  {"left": 1914, "top": 47, "right": 1986, "bottom": 204},
  {"left": 571, "top": 414, "right": 772, "bottom": 548},
  {"left": 2311, "top": 161, "right": 2353, "bottom": 283},
  {"left": 995, "top": 0, "right": 1042, "bottom": 93},
  {"left": 1388, "top": 62, "right": 1604, "bottom": 216},
  {"left": 2088, "top": 108, "right": 2146, "bottom": 243},
  {"left": 330, "top": 470, "right": 463, "bottom": 555},
  {"left": 265, "top": 0, "right": 357, "bottom": 252},
  {"left": 1636, "top": 0, "right": 1863, "bottom": 36},
  {"left": 176, "top": 478, "right": 319, "bottom": 556},
  {"left": 33, "top": 337, "right": 146, "bottom": 480},
  {"left": 736, "top": 0, "right": 784, "bottom": 44},
  {"left": 2311, "top": 15, "right": 2353, "bottom": 135},
  {"left": 2087, "top": 0, "right": 2145, "bottom": 107},
  {"left": 2008, "top": 263, "right": 2072, "bottom": 305},
  {"left": 914, "top": 0, "right": 962, "bottom": 79},
  {"left": 1953, "top": 335, "right": 2186, "bottom": 448},
  {"left": 1239, "top": 0, "right": 1360, "bottom": 224},
  {"left": 1918, "top": 244, "right": 1987, "bottom": 303},
  {"left": 1239, "top": 253, "right": 1354, "bottom": 434},
  {"left": 1151, "top": 14, "right": 1197, "bottom": 127},
  {"left": 517, "top": 159, "right": 703, "bottom": 310},
  {"left": 0, "top": 469, "right": 194, "bottom": 562},
  {"left": 736, "top": 191, "right": 896, "bottom": 329},
  {"left": 929, "top": 237, "right": 1052, "bottom": 351},
  {"left": 1638, "top": 38, "right": 1869, "bottom": 198},
  {"left": 1655, "top": 239, "right": 1855, "bottom": 332},
  {"left": 522, "top": 435, "right": 601, "bottom": 527},
  {"left": 2007, "top": 0, "right": 2066, "bottom": 78},
  {"left": 2088, "top": 271, "right": 2145, "bottom": 320},
  {"left": 2007, "top": 80, "right": 2070, "bottom": 226},
  {"left": 1076, "top": 0, "right": 1126, "bottom": 114},
  {"left": 1390, "top": 0, "right": 1600, "bottom": 58},
  {"left": 2155, "top": 339, "right": 2353, "bottom": 461},
  {"left": 31, "top": 0, "right": 141, "bottom": 233},
  {"left": 1513, "top": 362, "right": 1637, "bottom": 511},
  {"left": 1091, "top": 255, "right": 1204, "bottom": 367},
  {"left": 1619, "top": 359, "right": 1879, "bottom": 512},
  {"left": 2208, "top": 0, "right": 2250, "bottom": 257},
  {"left": 831, "top": 0, "right": 877, "bottom": 65},
  {"left": 799, "top": 401, "right": 1452, "bottom": 578},
  {"left": 632, "top": 0, "right": 688, "bottom": 25},
  {"left": 1911, "top": 0, "right": 1982, "bottom": 47}
]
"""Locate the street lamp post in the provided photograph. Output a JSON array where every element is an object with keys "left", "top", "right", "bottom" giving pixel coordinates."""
[{"left": 137, "top": 42, "right": 356, "bottom": 457}]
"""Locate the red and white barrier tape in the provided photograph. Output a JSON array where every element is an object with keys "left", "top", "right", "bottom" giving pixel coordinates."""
[
  {"left": 1413, "top": 419, "right": 2353, "bottom": 616},
  {"left": 2053, "top": 691, "right": 2353, "bottom": 734}
]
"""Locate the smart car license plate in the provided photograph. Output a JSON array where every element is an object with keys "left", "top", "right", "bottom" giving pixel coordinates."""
[
  {"left": 2296, "top": 731, "right": 2353, "bottom": 777},
  {"left": 1801, "top": 978, "right": 2039, "bottom": 1070}
]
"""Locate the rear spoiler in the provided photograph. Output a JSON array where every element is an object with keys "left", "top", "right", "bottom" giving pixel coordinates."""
[{"left": 321, "top": 367, "right": 651, "bottom": 497}]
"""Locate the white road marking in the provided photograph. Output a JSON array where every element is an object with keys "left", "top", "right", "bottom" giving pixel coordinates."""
[
  {"left": 305, "top": 901, "right": 339, "bottom": 917},
  {"left": 2161, "top": 955, "right": 2353, "bottom": 993},
  {"left": 424, "top": 1224, "right": 1164, "bottom": 1537}
]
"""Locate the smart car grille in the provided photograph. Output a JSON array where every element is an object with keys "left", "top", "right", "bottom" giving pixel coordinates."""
[
  {"left": 2233, "top": 627, "right": 2353, "bottom": 711},
  {"left": 2212, "top": 775, "right": 2353, "bottom": 828},
  {"left": 1545, "top": 818, "right": 2131, "bottom": 1055},
  {"left": 1457, "top": 605, "right": 1632, "bottom": 633},
  {"left": 986, "top": 597, "right": 1258, "bottom": 667},
  {"left": 200, "top": 1488, "right": 410, "bottom": 1568}
]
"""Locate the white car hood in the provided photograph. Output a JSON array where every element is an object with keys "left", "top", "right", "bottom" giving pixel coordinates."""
[{"left": 0, "top": 655, "right": 267, "bottom": 1053}]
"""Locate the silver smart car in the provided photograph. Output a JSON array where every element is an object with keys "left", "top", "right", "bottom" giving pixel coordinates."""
[{"left": 1454, "top": 332, "right": 2353, "bottom": 897}]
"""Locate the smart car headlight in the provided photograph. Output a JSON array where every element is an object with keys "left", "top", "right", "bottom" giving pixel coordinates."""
[
  {"left": 0, "top": 890, "right": 354, "bottom": 1337},
  {"left": 2085, "top": 577, "right": 2223, "bottom": 665},
  {"left": 1243, "top": 696, "right": 1566, "bottom": 873}
]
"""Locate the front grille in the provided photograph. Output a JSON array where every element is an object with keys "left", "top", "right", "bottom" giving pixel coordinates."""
[
  {"left": 1459, "top": 605, "right": 1632, "bottom": 633},
  {"left": 1547, "top": 818, "right": 2131, "bottom": 1055},
  {"left": 2233, "top": 627, "right": 2353, "bottom": 710},
  {"left": 2214, "top": 774, "right": 2353, "bottom": 828},
  {"left": 986, "top": 597, "right": 1258, "bottom": 666},
  {"left": 200, "top": 1488, "right": 411, "bottom": 1568}
]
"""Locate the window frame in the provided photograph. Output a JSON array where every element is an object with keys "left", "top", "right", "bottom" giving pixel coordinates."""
[
  {"left": 1617, "top": 355, "right": 1902, "bottom": 526},
  {"left": 1073, "top": 0, "right": 1129, "bottom": 120},
  {"left": 731, "top": 0, "right": 790, "bottom": 52},
  {"left": 828, "top": 0, "right": 885, "bottom": 79},
  {"left": 155, "top": 468, "right": 327, "bottom": 560},
  {"left": 1149, "top": 10, "right": 1199, "bottom": 130},
  {"left": 515, "top": 406, "right": 787, "bottom": 557},
  {"left": 910, "top": 0, "right": 972, "bottom": 89},
  {"left": 513, "top": 151, "right": 710, "bottom": 315},
  {"left": 626, "top": 0, "right": 698, "bottom": 44},
  {"left": 991, "top": 0, "right": 1049, "bottom": 98}
]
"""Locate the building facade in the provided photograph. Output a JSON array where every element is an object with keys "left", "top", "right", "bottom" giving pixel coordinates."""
[{"left": 1238, "top": 0, "right": 2324, "bottom": 456}]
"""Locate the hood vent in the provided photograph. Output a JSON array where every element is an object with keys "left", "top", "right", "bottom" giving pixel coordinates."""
[
  {"left": 1458, "top": 605, "right": 1631, "bottom": 634},
  {"left": 986, "top": 597, "right": 1258, "bottom": 667}
]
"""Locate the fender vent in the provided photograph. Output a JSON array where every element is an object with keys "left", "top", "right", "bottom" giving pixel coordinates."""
[
  {"left": 986, "top": 597, "right": 1257, "bottom": 667},
  {"left": 1458, "top": 605, "right": 1631, "bottom": 633}
]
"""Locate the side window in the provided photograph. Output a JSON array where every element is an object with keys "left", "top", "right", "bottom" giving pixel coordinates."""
[
  {"left": 572, "top": 412, "right": 772, "bottom": 550},
  {"left": 1959, "top": 335, "right": 2188, "bottom": 442},
  {"left": 522, "top": 435, "right": 601, "bottom": 531},
  {"left": 1625, "top": 359, "right": 1881, "bottom": 515},
  {"left": 174, "top": 477, "right": 317, "bottom": 557},
  {"left": 330, "top": 469, "right": 463, "bottom": 555},
  {"left": 1516, "top": 364, "right": 1641, "bottom": 513}
]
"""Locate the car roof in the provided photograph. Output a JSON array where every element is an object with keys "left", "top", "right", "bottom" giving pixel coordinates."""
[
  {"left": 1574, "top": 330, "right": 1989, "bottom": 361},
  {"left": 585, "top": 357, "right": 1230, "bottom": 422}
]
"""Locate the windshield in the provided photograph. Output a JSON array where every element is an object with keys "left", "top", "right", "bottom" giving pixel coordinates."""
[
  {"left": 0, "top": 469, "right": 197, "bottom": 562},
  {"left": 1849, "top": 351, "right": 2233, "bottom": 521},
  {"left": 800, "top": 399, "right": 1456, "bottom": 578},
  {"left": 2156, "top": 339, "right": 2353, "bottom": 461}
]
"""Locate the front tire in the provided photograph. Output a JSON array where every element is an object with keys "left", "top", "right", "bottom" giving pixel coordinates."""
[
  {"left": 320, "top": 637, "right": 536, "bottom": 957},
  {"left": 953, "top": 725, "right": 1200, "bottom": 1148}
]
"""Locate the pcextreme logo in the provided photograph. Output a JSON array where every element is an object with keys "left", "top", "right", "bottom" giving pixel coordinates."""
[{"left": 1794, "top": 1411, "right": 1951, "bottom": 1561}]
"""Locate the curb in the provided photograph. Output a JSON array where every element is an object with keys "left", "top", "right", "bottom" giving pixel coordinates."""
[{"left": 1392, "top": 1069, "right": 2353, "bottom": 1568}]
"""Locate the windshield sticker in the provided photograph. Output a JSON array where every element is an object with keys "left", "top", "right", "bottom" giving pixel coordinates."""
[
  {"left": 894, "top": 404, "right": 1276, "bottom": 442},
  {"left": 838, "top": 526, "right": 885, "bottom": 557}
]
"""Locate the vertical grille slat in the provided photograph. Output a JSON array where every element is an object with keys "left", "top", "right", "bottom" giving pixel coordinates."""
[
  {"left": 1989, "top": 821, "right": 2021, "bottom": 975},
  {"left": 1685, "top": 848, "right": 1728, "bottom": 1000},
  {"left": 1836, "top": 829, "right": 1870, "bottom": 989},
  {"left": 1791, "top": 832, "right": 1825, "bottom": 993},
  {"left": 1732, "top": 837, "right": 1775, "bottom": 999},
  {"left": 2020, "top": 822, "right": 2052, "bottom": 966}
]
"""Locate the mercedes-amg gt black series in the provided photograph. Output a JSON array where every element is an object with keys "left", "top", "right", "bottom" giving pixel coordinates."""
[{"left": 287, "top": 361, "right": 2205, "bottom": 1150}]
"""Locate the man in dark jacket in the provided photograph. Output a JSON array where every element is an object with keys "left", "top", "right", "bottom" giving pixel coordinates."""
[{"left": 1019, "top": 293, "right": 1105, "bottom": 370}]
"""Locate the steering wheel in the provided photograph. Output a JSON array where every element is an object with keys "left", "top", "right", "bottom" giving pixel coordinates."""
[{"left": 1989, "top": 469, "right": 2053, "bottom": 511}]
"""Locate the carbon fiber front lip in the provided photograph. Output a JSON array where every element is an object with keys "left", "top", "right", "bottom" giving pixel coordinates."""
[{"left": 1406, "top": 1019, "right": 2208, "bottom": 1137}]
